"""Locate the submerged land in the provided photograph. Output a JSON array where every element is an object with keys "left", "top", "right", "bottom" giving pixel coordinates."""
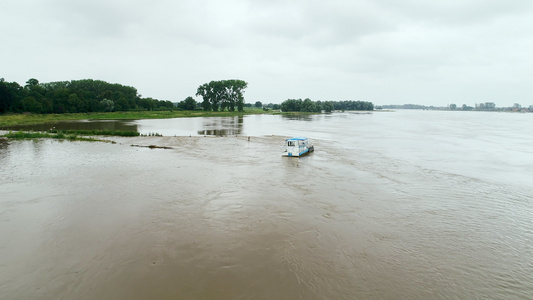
[{"left": 0, "top": 108, "right": 272, "bottom": 129}]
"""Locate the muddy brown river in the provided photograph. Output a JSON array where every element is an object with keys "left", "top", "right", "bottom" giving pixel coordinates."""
[{"left": 1, "top": 111, "right": 532, "bottom": 299}]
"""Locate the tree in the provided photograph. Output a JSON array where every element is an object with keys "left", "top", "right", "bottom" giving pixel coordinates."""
[
  {"left": 69, "top": 93, "right": 86, "bottom": 113},
  {"left": 160, "top": 100, "right": 175, "bottom": 109},
  {"left": 178, "top": 96, "right": 197, "bottom": 110},
  {"left": 462, "top": 104, "right": 473, "bottom": 111},
  {"left": 254, "top": 101, "right": 262, "bottom": 108},
  {"left": 21, "top": 96, "right": 42, "bottom": 113},
  {"left": 301, "top": 98, "right": 319, "bottom": 112},
  {"left": 0, "top": 78, "right": 21, "bottom": 113},
  {"left": 139, "top": 98, "right": 155, "bottom": 110},
  {"left": 449, "top": 104, "right": 457, "bottom": 110},
  {"left": 196, "top": 79, "right": 248, "bottom": 112},
  {"left": 25, "top": 78, "right": 39, "bottom": 87},
  {"left": 485, "top": 102, "right": 496, "bottom": 110},
  {"left": 100, "top": 99, "right": 114, "bottom": 112},
  {"left": 282, "top": 99, "right": 373, "bottom": 112},
  {"left": 225, "top": 79, "right": 247, "bottom": 112},
  {"left": 0, "top": 77, "right": 195, "bottom": 114},
  {"left": 196, "top": 83, "right": 214, "bottom": 111},
  {"left": 281, "top": 99, "right": 302, "bottom": 112},
  {"left": 323, "top": 101, "right": 334, "bottom": 112},
  {"left": 196, "top": 83, "right": 211, "bottom": 111}
]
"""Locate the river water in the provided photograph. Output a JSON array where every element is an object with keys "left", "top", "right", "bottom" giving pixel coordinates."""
[{"left": 1, "top": 110, "right": 532, "bottom": 299}]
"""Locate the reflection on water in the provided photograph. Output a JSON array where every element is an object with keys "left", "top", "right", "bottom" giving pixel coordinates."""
[
  {"left": 280, "top": 114, "right": 315, "bottom": 121},
  {"left": 280, "top": 111, "right": 372, "bottom": 122},
  {"left": 2, "top": 113, "right": 364, "bottom": 137},
  {"left": 197, "top": 116, "right": 243, "bottom": 136}
]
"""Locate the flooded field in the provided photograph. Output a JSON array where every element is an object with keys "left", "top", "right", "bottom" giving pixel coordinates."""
[{"left": 1, "top": 111, "right": 532, "bottom": 299}]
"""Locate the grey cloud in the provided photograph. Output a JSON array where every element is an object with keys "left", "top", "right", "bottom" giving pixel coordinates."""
[
  {"left": 47, "top": 0, "right": 150, "bottom": 40},
  {"left": 2, "top": 0, "right": 533, "bottom": 106},
  {"left": 244, "top": 1, "right": 395, "bottom": 47},
  {"left": 373, "top": 0, "right": 533, "bottom": 26}
]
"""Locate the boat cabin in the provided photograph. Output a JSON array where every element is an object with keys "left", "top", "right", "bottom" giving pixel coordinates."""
[{"left": 283, "top": 137, "right": 314, "bottom": 157}]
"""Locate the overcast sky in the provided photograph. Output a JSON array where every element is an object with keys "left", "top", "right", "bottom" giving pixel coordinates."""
[{"left": 2, "top": 0, "right": 533, "bottom": 106}]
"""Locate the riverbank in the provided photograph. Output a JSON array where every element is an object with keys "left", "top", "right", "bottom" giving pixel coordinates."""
[
  {"left": 0, "top": 108, "right": 275, "bottom": 128},
  {"left": 0, "top": 109, "right": 384, "bottom": 129}
]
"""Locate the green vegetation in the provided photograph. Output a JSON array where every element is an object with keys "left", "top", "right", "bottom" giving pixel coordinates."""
[
  {"left": 177, "top": 96, "right": 198, "bottom": 110},
  {"left": 0, "top": 108, "right": 270, "bottom": 128},
  {"left": 0, "top": 78, "right": 175, "bottom": 114},
  {"left": 281, "top": 99, "right": 373, "bottom": 112},
  {"left": 47, "top": 129, "right": 140, "bottom": 136},
  {"left": 1, "top": 76, "right": 378, "bottom": 130},
  {"left": 3, "top": 131, "right": 107, "bottom": 142},
  {"left": 196, "top": 79, "right": 248, "bottom": 112}
]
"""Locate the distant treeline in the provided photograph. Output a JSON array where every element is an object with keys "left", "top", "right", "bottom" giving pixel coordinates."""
[
  {"left": 281, "top": 99, "right": 374, "bottom": 112},
  {"left": 380, "top": 104, "right": 431, "bottom": 110},
  {"left": 0, "top": 78, "right": 174, "bottom": 114},
  {"left": 380, "top": 102, "right": 531, "bottom": 112}
]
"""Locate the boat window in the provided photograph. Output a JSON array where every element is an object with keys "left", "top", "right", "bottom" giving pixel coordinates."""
[{"left": 288, "top": 141, "right": 295, "bottom": 146}]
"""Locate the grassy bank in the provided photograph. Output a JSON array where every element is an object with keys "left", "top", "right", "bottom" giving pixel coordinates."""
[
  {"left": 47, "top": 129, "right": 140, "bottom": 136},
  {"left": 2, "top": 131, "right": 109, "bottom": 142},
  {"left": 0, "top": 108, "right": 271, "bottom": 128}
]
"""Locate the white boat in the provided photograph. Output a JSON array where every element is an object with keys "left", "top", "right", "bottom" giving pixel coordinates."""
[{"left": 282, "top": 137, "right": 314, "bottom": 157}]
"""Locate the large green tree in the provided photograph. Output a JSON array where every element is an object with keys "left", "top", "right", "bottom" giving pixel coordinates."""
[{"left": 196, "top": 79, "right": 248, "bottom": 112}]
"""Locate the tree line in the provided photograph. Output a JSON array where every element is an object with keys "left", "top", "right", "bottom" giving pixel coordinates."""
[
  {"left": 0, "top": 77, "right": 250, "bottom": 114},
  {"left": 0, "top": 78, "right": 174, "bottom": 114},
  {"left": 1, "top": 76, "right": 374, "bottom": 115},
  {"left": 280, "top": 99, "right": 374, "bottom": 112}
]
